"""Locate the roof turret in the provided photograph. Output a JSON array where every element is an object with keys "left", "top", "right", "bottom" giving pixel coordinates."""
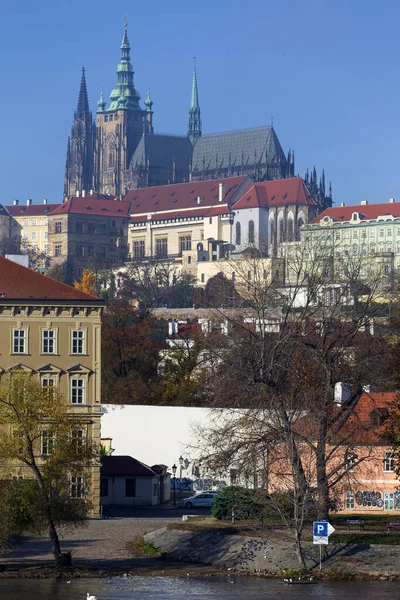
[
  {"left": 97, "top": 87, "right": 106, "bottom": 113},
  {"left": 188, "top": 58, "right": 201, "bottom": 144},
  {"left": 145, "top": 86, "right": 153, "bottom": 111},
  {"left": 77, "top": 67, "right": 90, "bottom": 117}
]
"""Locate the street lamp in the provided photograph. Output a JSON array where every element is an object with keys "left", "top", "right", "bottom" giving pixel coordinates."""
[{"left": 172, "top": 463, "right": 177, "bottom": 506}]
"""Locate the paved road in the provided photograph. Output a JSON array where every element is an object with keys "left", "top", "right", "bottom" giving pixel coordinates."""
[{"left": 0, "top": 504, "right": 211, "bottom": 567}]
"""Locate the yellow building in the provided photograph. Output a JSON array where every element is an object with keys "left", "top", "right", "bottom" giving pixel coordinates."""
[
  {"left": 6, "top": 199, "right": 61, "bottom": 253},
  {"left": 0, "top": 257, "right": 103, "bottom": 515}
]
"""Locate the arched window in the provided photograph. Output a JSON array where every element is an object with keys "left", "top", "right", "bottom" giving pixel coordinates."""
[
  {"left": 248, "top": 220, "right": 255, "bottom": 244},
  {"left": 236, "top": 222, "right": 241, "bottom": 245},
  {"left": 108, "top": 152, "right": 114, "bottom": 168},
  {"left": 201, "top": 273, "right": 205, "bottom": 283},
  {"left": 279, "top": 218, "right": 284, "bottom": 243},
  {"left": 269, "top": 219, "right": 275, "bottom": 247},
  {"left": 287, "top": 219, "right": 294, "bottom": 242},
  {"left": 297, "top": 218, "right": 305, "bottom": 241},
  {"left": 197, "top": 243, "right": 203, "bottom": 252}
]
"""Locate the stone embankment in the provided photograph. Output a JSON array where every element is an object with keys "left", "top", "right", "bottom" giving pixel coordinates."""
[{"left": 144, "top": 526, "right": 400, "bottom": 578}]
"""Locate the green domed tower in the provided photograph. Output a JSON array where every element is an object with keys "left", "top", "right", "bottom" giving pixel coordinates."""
[{"left": 94, "top": 20, "right": 152, "bottom": 197}]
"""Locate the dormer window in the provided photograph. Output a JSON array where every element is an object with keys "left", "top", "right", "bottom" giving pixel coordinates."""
[{"left": 352, "top": 212, "right": 358, "bottom": 221}]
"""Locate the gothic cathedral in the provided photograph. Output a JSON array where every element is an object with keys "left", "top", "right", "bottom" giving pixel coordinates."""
[{"left": 64, "top": 23, "right": 331, "bottom": 210}]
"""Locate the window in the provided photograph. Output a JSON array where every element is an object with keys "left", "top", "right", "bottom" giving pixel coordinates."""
[
  {"left": 72, "top": 428, "right": 84, "bottom": 451},
  {"left": 55, "top": 244, "right": 62, "bottom": 257},
  {"left": 42, "top": 430, "right": 54, "bottom": 456},
  {"left": 232, "top": 272, "right": 236, "bottom": 281},
  {"left": 88, "top": 222, "right": 95, "bottom": 234},
  {"left": 76, "top": 244, "right": 85, "bottom": 258},
  {"left": 362, "top": 247, "right": 367, "bottom": 256},
  {"left": 55, "top": 221, "right": 62, "bottom": 234},
  {"left": 71, "top": 378, "right": 85, "bottom": 404},
  {"left": 87, "top": 244, "right": 94, "bottom": 256},
  {"left": 179, "top": 236, "right": 191, "bottom": 254},
  {"left": 44, "top": 231, "right": 48, "bottom": 240},
  {"left": 388, "top": 228, "right": 392, "bottom": 237},
  {"left": 32, "top": 219, "right": 36, "bottom": 226},
  {"left": 13, "top": 329, "right": 26, "bottom": 354},
  {"left": 76, "top": 222, "right": 84, "bottom": 234},
  {"left": 248, "top": 220, "right": 255, "bottom": 244},
  {"left": 380, "top": 229, "right": 384, "bottom": 237},
  {"left": 71, "top": 329, "right": 85, "bottom": 354},
  {"left": 42, "top": 377, "right": 55, "bottom": 398},
  {"left": 384, "top": 264, "right": 390, "bottom": 275},
  {"left": 352, "top": 244, "right": 358, "bottom": 255},
  {"left": 345, "top": 452, "right": 356, "bottom": 472},
  {"left": 23, "top": 219, "right": 28, "bottom": 226},
  {"left": 335, "top": 231, "right": 340, "bottom": 240},
  {"left": 384, "top": 451, "right": 394, "bottom": 472},
  {"left": 353, "top": 231, "right": 358, "bottom": 239},
  {"left": 31, "top": 232, "right": 36, "bottom": 241},
  {"left": 44, "top": 244, "right": 49, "bottom": 254},
  {"left": 209, "top": 217, "right": 212, "bottom": 224},
  {"left": 187, "top": 256, "right": 191, "bottom": 264},
  {"left": 385, "top": 492, "right": 394, "bottom": 510},
  {"left": 133, "top": 240, "right": 145, "bottom": 258},
  {"left": 201, "top": 273, "right": 205, "bottom": 283},
  {"left": 125, "top": 478, "right": 136, "bottom": 497},
  {"left": 345, "top": 491, "right": 354, "bottom": 509},
  {"left": 71, "top": 476, "right": 84, "bottom": 498},
  {"left": 42, "top": 329, "right": 56, "bottom": 354},
  {"left": 100, "top": 478, "right": 109, "bottom": 497},
  {"left": 236, "top": 222, "right": 241, "bottom": 245},
  {"left": 155, "top": 238, "right": 168, "bottom": 257},
  {"left": 22, "top": 232, "right": 28, "bottom": 240}
]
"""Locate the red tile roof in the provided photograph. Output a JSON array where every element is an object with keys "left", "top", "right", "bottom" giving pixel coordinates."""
[
  {"left": 101, "top": 455, "right": 156, "bottom": 477},
  {"left": 124, "top": 176, "right": 248, "bottom": 215},
  {"left": 311, "top": 203, "right": 400, "bottom": 224},
  {"left": 6, "top": 204, "right": 62, "bottom": 216},
  {"left": 0, "top": 257, "right": 102, "bottom": 302},
  {"left": 232, "top": 177, "right": 317, "bottom": 210},
  {"left": 51, "top": 194, "right": 131, "bottom": 218}
]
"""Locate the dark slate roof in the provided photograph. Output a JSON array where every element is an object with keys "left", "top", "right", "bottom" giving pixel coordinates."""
[
  {"left": 191, "top": 126, "right": 287, "bottom": 172},
  {"left": 0, "top": 204, "right": 11, "bottom": 217},
  {"left": 101, "top": 455, "right": 156, "bottom": 477},
  {"left": 130, "top": 133, "right": 192, "bottom": 173}
]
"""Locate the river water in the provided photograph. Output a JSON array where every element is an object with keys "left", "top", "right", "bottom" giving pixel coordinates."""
[{"left": 0, "top": 577, "right": 398, "bottom": 599}]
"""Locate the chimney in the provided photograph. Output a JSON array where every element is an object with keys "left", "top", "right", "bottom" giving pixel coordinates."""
[
  {"left": 219, "top": 182, "right": 225, "bottom": 203},
  {"left": 26, "top": 199, "right": 32, "bottom": 206},
  {"left": 82, "top": 190, "right": 86, "bottom": 198},
  {"left": 363, "top": 383, "right": 376, "bottom": 393},
  {"left": 334, "top": 382, "right": 351, "bottom": 406},
  {"left": 76, "top": 190, "right": 80, "bottom": 197},
  {"left": 340, "top": 202, "right": 345, "bottom": 207},
  {"left": 390, "top": 198, "right": 395, "bottom": 203},
  {"left": 13, "top": 199, "right": 19, "bottom": 206},
  {"left": 197, "top": 196, "right": 204, "bottom": 205},
  {"left": 361, "top": 200, "right": 368, "bottom": 205},
  {"left": 43, "top": 198, "right": 48, "bottom": 205}
]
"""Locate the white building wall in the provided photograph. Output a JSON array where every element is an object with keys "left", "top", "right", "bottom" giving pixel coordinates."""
[
  {"left": 233, "top": 207, "right": 262, "bottom": 252},
  {"left": 101, "top": 475, "right": 160, "bottom": 506}
]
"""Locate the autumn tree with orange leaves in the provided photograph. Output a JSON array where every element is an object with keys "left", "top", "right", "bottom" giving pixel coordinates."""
[{"left": 73, "top": 269, "right": 96, "bottom": 296}]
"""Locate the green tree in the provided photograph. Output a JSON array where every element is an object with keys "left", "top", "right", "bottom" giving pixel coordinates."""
[{"left": 0, "top": 372, "right": 97, "bottom": 566}]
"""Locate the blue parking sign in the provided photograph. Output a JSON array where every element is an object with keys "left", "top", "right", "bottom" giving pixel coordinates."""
[{"left": 313, "top": 521, "right": 328, "bottom": 537}]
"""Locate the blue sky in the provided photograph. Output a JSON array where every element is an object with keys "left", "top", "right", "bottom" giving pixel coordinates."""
[{"left": 1, "top": 0, "right": 400, "bottom": 206}]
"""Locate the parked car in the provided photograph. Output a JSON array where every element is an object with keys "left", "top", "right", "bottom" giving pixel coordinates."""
[{"left": 183, "top": 492, "right": 217, "bottom": 508}]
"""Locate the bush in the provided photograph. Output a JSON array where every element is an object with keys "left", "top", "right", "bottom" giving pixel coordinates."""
[{"left": 212, "top": 486, "right": 270, "bottom": 521}]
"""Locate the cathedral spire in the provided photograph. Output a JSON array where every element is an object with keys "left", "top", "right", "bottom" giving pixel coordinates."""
[
  {"left": 188, "top": 58, "right": 201, "bottom": 145},
  {"left": 64, "top": 69, "right": 95, "bottom": 198},
  {"left": 77, "top": 67, "right": 90, "bottom": 117}
]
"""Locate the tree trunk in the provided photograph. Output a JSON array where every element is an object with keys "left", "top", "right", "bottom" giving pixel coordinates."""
[{"left": 28, "top": 460, "right": 69, "bottom": 566}]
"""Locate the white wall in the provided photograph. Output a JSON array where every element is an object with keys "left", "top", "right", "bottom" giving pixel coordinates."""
[
  {"left": 101, "top": 475, "right": 160, "bottom": 506},
  {"left": 101, "top": 405, "right": 211, "bottom": 473}
]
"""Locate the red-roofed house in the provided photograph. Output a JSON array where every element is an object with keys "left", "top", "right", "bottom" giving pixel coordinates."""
[
  {"left": 268, "top": 391, "right": 400, "bottom": 514},
  {"left": 48, "top": 192, "right": 132, "bottom": 282},
  {"left": 302, "top": 199, "right": 400, "bottom": 281},
  {"left": 125, "top": 176, "right": 321, "bottom": 282},
  {"left": 0, "top": 257, "right": 104, "bottom": 514},
  {"left": 6, "top": 199, "right": 61, "bottom": 254}
]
